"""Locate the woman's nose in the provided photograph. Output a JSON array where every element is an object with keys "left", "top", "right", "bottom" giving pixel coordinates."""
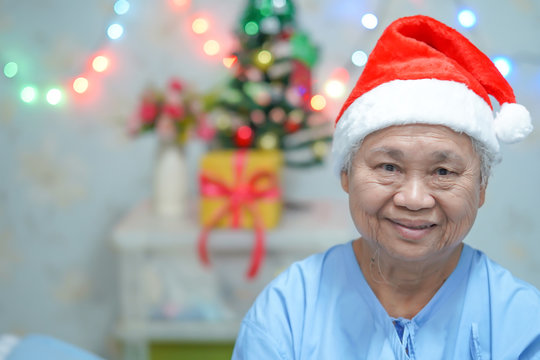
[{"left": 393, "top": 177, "right": 435, "bottom": 211}]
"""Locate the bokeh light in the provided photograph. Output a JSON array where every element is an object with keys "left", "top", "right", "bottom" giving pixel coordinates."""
[
  {"left": 244, "top": 21, "right": 259, "bottom": 35},
  {"left": 492, "top": 56, "right": 512, "bottom": 78},
  {"left": 46, "top": 88, "right": 63, "bottom": 105},
  {"left": 258, "top": 132, "right": 278, "bottom": 150},
  {"left": 361, "top": 13, "right": 378, "bottom": 30},
  {"left": 171, "top": 0, "right": 190, "bottom": 8},
  {"left": 273, "top": 0, "right": 286, "bottom": 8},
  {"left": 458, "top": 9, "right": 477, "bottom": 28},
  {"left": 192, "top": 17, "right": 209, "bottom": 34},
  {"left": 235, "top": 125, "right": 253, "bottom": 147},
  {"left": 114, "top": 0, "right": 130, "bottom": 15},
  {"left": 20, "top": 86, "right": 37, "bottom": 103},
  {"left": 107, "top": 23, "right": 124, "bottom": 39},
  {"left": 256, "top": 50, "right": 273, "bottom": 65},
  {"left": 73, "top": 77, "right": 89, "bottom": 94},
  {"left": 331, "top": 67, "right": 350, "bottom": 83},
  {"left": 351, "top": 50, "right": 368, "bottom": 67},
  {"left": 312, "top": 140, "right": 328, "bottom": 159},
  {"left": 3, "top": 62, "right": 18, "bottom": 78},
  {"left": 203, "top": 40, "right": 220, "bottom": 56},
  {"left": 324, "top": 79, "right": 346, "bottom": 99},
  {"left": 223, "top": 56, "right": 238, "bottom": 68},
  {"left": 310, "top": 94, "right": 327, "bottom": 111},
  {"left": 92, "top": 55, "right": 109, "bottom": 72}
]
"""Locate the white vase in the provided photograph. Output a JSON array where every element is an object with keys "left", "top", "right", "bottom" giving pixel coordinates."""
[{"left": 153, "top": 141, "right": 188, "bottom": 217}]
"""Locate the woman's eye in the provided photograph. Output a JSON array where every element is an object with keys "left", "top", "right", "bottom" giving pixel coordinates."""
[
  {"left": 383, "top": 164, "right": 396, "bottom": 172},
  {"left": 436, "top": 168, "right": 450, "bottom": 176}
]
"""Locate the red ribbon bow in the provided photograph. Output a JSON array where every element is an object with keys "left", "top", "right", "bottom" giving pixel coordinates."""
[{"left": 198, "top": 150, "right": 281, "bottom": 279}]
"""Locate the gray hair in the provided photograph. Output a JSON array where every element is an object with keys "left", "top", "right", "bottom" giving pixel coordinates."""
[
  {"left": 341, "top": 136, "right": 498, "bottom": 187},
  {"left": 471, "top": 137, "right": 499, "bottom": 187}
]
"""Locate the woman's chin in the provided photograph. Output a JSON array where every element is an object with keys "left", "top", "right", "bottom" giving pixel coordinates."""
[{"left": 381, "top": 238, "right": 462, "bottom": 265}]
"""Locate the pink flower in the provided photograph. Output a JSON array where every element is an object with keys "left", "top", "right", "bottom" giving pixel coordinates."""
[
  {"left": 163, "top": 104, "right": 185, "bottom": 119},
  {"left": 169, "top": 79, "right": 183, "bottom": 92},
  {"left": 140, "top": 101, "right": 158, "bottom": 123},
  {"left": 196, "top": 115, "right": 216, "bottom": 141}
]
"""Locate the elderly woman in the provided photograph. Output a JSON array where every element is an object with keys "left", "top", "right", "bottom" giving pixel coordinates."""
[{"left": 232, "top": 15, "right": 540, "bottom": 359}]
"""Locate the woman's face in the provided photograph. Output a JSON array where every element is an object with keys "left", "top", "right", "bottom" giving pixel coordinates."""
[{"left": 341, "top": 124, "right": 486, "bottom": 262}]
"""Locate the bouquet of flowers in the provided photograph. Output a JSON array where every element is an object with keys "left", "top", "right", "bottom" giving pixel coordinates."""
[{"left": 128, "top": 78, "right": 214, "bottom": 144}]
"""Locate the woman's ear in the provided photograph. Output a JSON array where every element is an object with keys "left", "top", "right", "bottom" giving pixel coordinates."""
[
  {"left": 478, "top": 183, "right": 487, "bottom": 208},
  {"left": 340, "top": 171, "right": 349, "bottom": 193}
]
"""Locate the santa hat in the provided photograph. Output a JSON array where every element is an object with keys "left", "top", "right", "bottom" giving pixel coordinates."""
[{"left": 331, "top": 15, "right": 532, "bottom": 175}]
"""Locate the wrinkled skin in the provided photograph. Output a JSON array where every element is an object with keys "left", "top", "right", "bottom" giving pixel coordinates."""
[{"left": 341, "top": 124, "right": 486, "bottom": 275}]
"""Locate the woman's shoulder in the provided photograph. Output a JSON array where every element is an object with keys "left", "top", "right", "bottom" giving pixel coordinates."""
[
  {"left": 235, "top": 242, "right": 355, "bottom": 359},
  {"left": 466, "top": 244, "right": 540, "bottom": 302},
  {"left": 260, "top": 241, "right": 353, "bottom": 298},
  {"left": 244, "top": 241, "right": 354, "bottom": 321},
  {"left": 464, "top": 245, "right": 540, "bottom": 357}
]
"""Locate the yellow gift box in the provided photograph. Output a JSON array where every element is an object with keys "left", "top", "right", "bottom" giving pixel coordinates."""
[{"left": 199, "top": 149, "right": 283, "bottom": 229}]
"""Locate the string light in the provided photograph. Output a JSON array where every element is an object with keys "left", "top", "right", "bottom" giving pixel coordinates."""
[
  {"left": 312, "top": 140, "right": 328, "bottom": 159},
  {"left": 324, "top": 79, "right": 346, "bottom": 99},
  {"left": 493, "top": 56, "right": 512, "bottom": 78},
  {"left": 46, "top": 88, "right": 63, "bottom": 105},
  {"left": 192, "top": 17, "right": 209, "bottom": 34},
  {"left": 331, "top": 67, "right": 350, "bottom": 83},
  {"left": 20, "top": 86, "right": 37, "bottom": 103},
  {"left": 5, "top": 2, "right": 530, "bottom": 110},
  {"left": 273, "top": 0, "right": 286, "bottom": 8},
  {"left": 8, "top": 1, "right": 129, "bottom": 105},
  {"left": 114, "top": 0, "right": 130, "bottom": 15},
  {"left": 310, "top": 94, "right": 327, "bottom": 111},
  {"left": 258, "top": 132, "right": 278, "bottom": 150},
  {"left": 107, "top": 23, "right": 124, "bottom": 39},
  {"left": 256, "top": 50, "right": 273, "bottom": 66},
  {"left": 3, "top": 62, "right": 18, "bottom": 78},
  {"left": 235, "top": 125, "right": 254, "bottom": 147},
  {"left": 92, "top": 55, "right": 110, "bottom": 72},
  {"left": 351, "top": 50, "right": 368, "bottom": 67},
  {"left": 458, "top": 9, "right": 477, "bottom": 28},
  {"left": 171, "top": 0, "right": 190, "bottom": 9},
  {"left": 361, "top": 13, "right": 378, "bottom": 30},
  {"left": 244, "top": 21, "right": 259, "bottom": 35},
  {"left": 73, "top": 77, "right": 89, "bottom": 94},
  {"left": 223, "top": 56, "right": 238, "bottom": 68},
  {"left": 203, "top": 40, "right": 220, "bottom": 56}
]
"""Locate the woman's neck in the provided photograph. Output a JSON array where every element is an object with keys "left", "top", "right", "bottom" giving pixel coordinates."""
[{"left": 353, "top": 238, "right": 463, "bottom": 319}]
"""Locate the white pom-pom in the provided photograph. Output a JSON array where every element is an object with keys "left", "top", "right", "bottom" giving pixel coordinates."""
[{"left": 494, "top": 103, "right": 533, "bottom": 143}]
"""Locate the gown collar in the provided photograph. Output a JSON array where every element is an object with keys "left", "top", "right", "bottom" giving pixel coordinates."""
[{"left": 345, "top": 241, "right": 474, "bottom": 327}]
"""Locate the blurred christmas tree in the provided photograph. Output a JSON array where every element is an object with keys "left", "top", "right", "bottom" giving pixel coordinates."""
[{"left": 209, "top": 0, "right": 332, "bottom": 167}]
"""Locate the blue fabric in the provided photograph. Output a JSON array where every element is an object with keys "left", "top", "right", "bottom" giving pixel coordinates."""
[
  {"left": 393, "top": 320, "right": 405, "bottom": 343},
  {"left": 7, "top": 335, "right": 104, "bottom": 360},
  {"left": 232, "top": 242, "right": 540, "bottom": 359}
]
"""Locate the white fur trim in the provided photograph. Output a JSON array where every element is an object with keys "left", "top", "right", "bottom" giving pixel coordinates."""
[
  {"left": 494, "top": 103, "right": 533, "bottom": 143},
  {"left": 331, "top": 79, "right": 499, "bottom": 175}
]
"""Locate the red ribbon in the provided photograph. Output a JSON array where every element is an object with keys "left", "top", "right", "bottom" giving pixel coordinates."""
[{"left": 198, "top": 150, "right": 280, "bottom": 279}]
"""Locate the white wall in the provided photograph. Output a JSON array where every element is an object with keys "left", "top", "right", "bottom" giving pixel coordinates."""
[{"left": 1, "top": 0, "right": 539, "bottom": 357}]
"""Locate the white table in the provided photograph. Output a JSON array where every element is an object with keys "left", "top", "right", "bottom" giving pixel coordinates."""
[{"left": 111, "top": 198, "right": 355, "bottom": 359}]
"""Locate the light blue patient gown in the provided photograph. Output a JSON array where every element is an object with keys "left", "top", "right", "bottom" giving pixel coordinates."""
[{"left": 232, "top": 242, "right": 540, "bottom": 359}]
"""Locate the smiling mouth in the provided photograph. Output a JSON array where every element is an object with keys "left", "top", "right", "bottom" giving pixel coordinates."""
[
  {"left": 389, "top": 220, "right": 437, "bottom": 241},
  {"left": 390, "top": 220, "right": 437, "bottom": 231}
]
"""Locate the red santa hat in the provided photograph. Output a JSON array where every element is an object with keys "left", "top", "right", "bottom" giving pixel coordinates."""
[{"left": 332, "top": 15, "right": 533, "bottom": 175}]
